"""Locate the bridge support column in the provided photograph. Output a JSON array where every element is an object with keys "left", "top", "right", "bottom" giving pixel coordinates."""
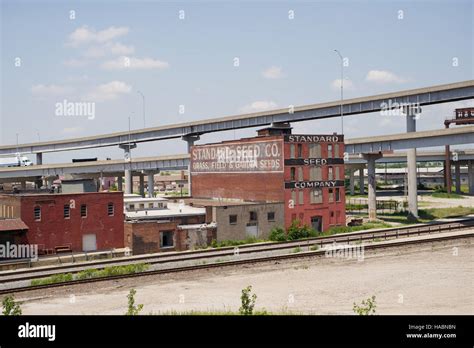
[
  {"left": 139, "top": 173, "right": 145, "bottom": 197},
  {"left": 358, "top": 167, "right": 365, "bottom": 195},
  {"left": 36, "top": 153, "right": 43, "bottom": 165},
  {"left": 119, "top": 143, "right": 137, "bottom": 195},
  {"left": 147, "top": 172, "right": 155, "bottom": 198},
  {"left": 117, "top": 176, "right": 123, "bottom": 191},
  {"left": 469, "top": 160, "right": 474, "bottom": 195},
  {"left": 363, "top": 154, "right": 382, "bottom": 221},
  {"left": 124, "top": 170, "right": 132, "bottom": 195},
  {"left": 182, "top": 134, "right": 200, "bottom": 197},
  {"left": 406, "top": 110, "right": 419, "bottom": 219},
  {"left": 454, "top": 163, "right": 461, "bottom": 194},
  {"left": 349, "top": 169, "right": 355, "bottom": 196}
]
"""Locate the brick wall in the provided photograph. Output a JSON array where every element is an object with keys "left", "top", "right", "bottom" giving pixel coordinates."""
[{"left": 16, "top": 192, "right": 124, "bottom": 252}]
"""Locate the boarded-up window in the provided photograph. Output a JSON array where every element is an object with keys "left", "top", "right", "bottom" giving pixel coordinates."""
[
  {"left": 298, "top": 190, "right": 304, "bottom": 205},
  {"left": 334, "top": 143, "right": 340, "bottom": 158},
  {"left": 311, "top": 188, "right": 323, "bottom": 204},
  {"left": 290, "top": 144, "right": 295, "bottom": 158},
  {"left": 335, "top": 166, "right": 341, "bottom": 180},
  {"left": 298, "top": 167, "right": 304, "bottom": 181},
  {"left": 310, "top": 167, "right": 322, "bottom": 180},
  {"left": 309, "top": 143, "right": 321, "bottom": 158},
  {"left": 328, "top": 144, "right": 333, "bottom": 158}
]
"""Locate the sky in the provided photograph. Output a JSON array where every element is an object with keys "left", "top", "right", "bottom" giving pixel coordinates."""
[{"left": 1, "top": 0, "right": 473, "bottom": 163}]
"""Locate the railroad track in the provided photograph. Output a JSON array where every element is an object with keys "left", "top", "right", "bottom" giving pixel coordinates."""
[{"left": 0, "top": 219, "right": 473, "bottom": 295}]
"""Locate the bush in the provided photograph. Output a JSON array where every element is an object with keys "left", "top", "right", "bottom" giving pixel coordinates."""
[
  {"left": 353, "top": 295, "right": 376, "bottom": 315},
  {"left": 126, "top": 289, "right": 143, "bottom": 315},
  {"left": 2, "top": 295, "right": 22, "bottom": 315},
  {"left": 287, "top": 220, "right": 317, "bottom": 240},
  {"left": 269, "top": 226, "right": 287, "bottom": 241},
  {"left": 239, "top": 286, "right": 257, "bottom": 315}
]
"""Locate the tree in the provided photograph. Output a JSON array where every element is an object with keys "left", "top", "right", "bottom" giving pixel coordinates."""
[
  {"left": 239, "top": 286, "right": 257, "bottom": 315},
  {"left": 353, "top": 295, "right": 376, "bottom": 315},
  {"left": 125, "top": 289, "right": 143, "bottom": 315},
  {"left": 2, "top": 295, "right": 22, "bottom": 315}
]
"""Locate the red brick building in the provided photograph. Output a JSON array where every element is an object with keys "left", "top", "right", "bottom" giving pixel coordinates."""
[
  {"left": 0, "top": 192, "right": 124, "bottom": 253},
  {"left": 190, "top": 128, "right": 345, "bottom": 232}
]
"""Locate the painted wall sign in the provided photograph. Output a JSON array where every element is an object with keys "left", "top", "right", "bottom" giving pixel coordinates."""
[
  {"left": 285, "top": 134, "right": 343, "bottom": 143},
  {"left": 285, "top": 180, "right": 345, "bottom": 189},
  {"left": 455, "top": 108, "right": 474, "bottom": 120},
  {"left": 285, "top": 158, "right": 344, "bottom": 166},
  {"left": 191, "top": 139, "right": 283, "bottom": 173}
]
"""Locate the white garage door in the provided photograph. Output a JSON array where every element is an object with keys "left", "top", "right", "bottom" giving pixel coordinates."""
[{"left": 82, "top": 234, "right": 97, "bottom": 252}]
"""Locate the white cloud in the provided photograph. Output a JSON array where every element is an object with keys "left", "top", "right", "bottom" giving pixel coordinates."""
[
  {"left": 83, "top": 42, "right": 135, "bottom": 58},
  {"left": 63, "top": 59, "right": 88, "bottom": 67},
  {"left": 366, "top": 70, "right": 407, "bottom": 84},
  {"left": 101, "top": 56, "right": 169, "bottom": 70},
  {"left": 240, "top": 100, "right": 278, "bottom": 113},
  {"left": 331, "top": 78, "right": 354, "bottom": 90},
  {"left": 67, "top": 26, "right": 129, "bottom": 47},
  {"left": 262, "top": 66, "right": 284, "bottom": 79},
  {"left": 31, "top": 84, "right": 74, "bottom": 98},
  {"left": 83, "top": 81, "right": 132, "bottom": 102}
]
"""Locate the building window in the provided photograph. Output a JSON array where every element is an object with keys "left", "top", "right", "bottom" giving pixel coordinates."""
[
  {"left": 310, "top": 167, "right": 322, "bottom": 181},
  {"left": 291, "top": 190, "right": 297, "bottom": 205},
  {"left": 290, "top": 167, "right": 296, "bottom": 181},
  {"left": 139, "top": 203, "right": 145, "bottom": 209},
  {"left": 298, "top": 190, "right": 304, "bottom": 205},
  {"left": 328, "top": 166, "right": 333, "bottom": 180},
  {"left": 158, "top": 203, "right": 163, "bottom": 208},
  {"left": 160, "top": 231, "right": 174, "bottom": 248},
  {"left": 334, "top": 143, "right": 340, "bottom": 158},
  {"left": 80, "top": 204, "right": 87, "bottom": 218},
  {"left": 328, "top": 144, "right": 333, "bottom": 158},
  {"left": 298, "top": 167, "right": 304, "bottom": 181},
  {"left": 328, "top": 188, "right": 334, "bottom": 203},
  {"left": 249, "top": 211, "right": 257, "bottom": 222},
  {"left": 148, "top": 203, "right": 154, "bottom": 208},
  {"left": 229, "top": 214, "right": 237, "bottom": 225},
  {"left": 297, "top": 144, "right": 303, "bottom": 158},
  {"left": 335, "top": 166, "right": 341, "bottom": 180},
  {"left": 335, "top": 188, "right": 341, "bottom": 202},
  {"left": 267, "top": 212, "right": 275, "bottom": 221},
  {"left": 64, "top": 204, "right": 70, "bottom": 219},
  {"left": 311, "top": 188, "right": 323, "bottom": 204},
  {"left": 129, "top": 204, "right": 135, "bottom": 210},
  {"left": 336, "top": 211, "right": 341, "bottom": 224},
  {"left": 330, "top": 211, "right": 335, "bottom": 225},
  {"left": 309, "top": 143, "right": 321, "bottom": 158},
  {"left": 34, "top": 206, "right": 41, "bottom": 221},
  {"left": 108, "top": 203, "right": 115, "bottom": 216},
  {"left": 290, "top": 144, "right": 295, "bottom": 158}
]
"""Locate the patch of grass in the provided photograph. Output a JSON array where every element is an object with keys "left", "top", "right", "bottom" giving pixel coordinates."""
[
  {"left": 323, "top": 222, "right": 391, "bottom": 237},
  {"left": 30, "top": 263, "right": 149, "bottom": 286},
  {"left": 379, "top": 206, "right": 474, "bottom": 223},
  {"left": 292, "top": 246, "right": 302, "bottom": 253},
  {"left": 310, "top": 245, "right": 319, "bottom": 251},
  {"left": 210, "top": 237, "right": 265, "bottom": 248},
  {"left": 31, "top": 273, "right": 73, "bottom": 286},
  {"left": 431, "top": 192, "right": 465, "bottom": 199}
]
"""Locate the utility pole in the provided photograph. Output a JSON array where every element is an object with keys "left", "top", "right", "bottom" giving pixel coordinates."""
[{"left": 334, "top": 49, "right": 344, "bottom": 135}]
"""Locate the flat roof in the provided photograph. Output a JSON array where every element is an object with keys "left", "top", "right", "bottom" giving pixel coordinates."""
[
  {"left": 185, "top": 198, "right": 284, "bottom": 207},
  {"left": 124, "top": 202, "right": 205, "bottom": 220}
]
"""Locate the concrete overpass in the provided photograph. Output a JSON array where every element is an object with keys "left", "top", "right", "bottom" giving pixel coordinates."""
[
  {"left": 0, "top": 80, "right": 473, "bottom": 158},
  {"left": 1, "top": 127, "right": 473, "bottom": 218}
]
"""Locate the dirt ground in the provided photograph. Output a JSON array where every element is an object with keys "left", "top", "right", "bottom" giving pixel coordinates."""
[{"left": 16, "top": 237, "right": 473, "bottom": 315}]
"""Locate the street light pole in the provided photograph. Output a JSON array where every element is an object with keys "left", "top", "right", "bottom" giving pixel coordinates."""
[
  {"left": 137, "top": 91, "right": 145, "bottom": 128},
  {"left": 334, "top": 49, "right": 344, "bottom": 135}
]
